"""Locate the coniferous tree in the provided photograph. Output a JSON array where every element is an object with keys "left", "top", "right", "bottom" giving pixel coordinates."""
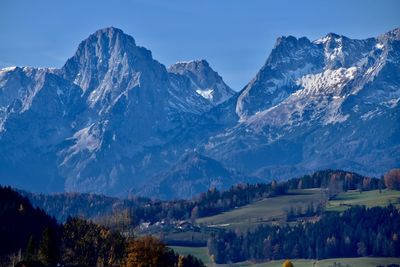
[
  {"left": 24, "top": 235, "right": 36, "bottom": 261},
  {"left": 38, "top": 227, "right": 59, "bottom": 265}
]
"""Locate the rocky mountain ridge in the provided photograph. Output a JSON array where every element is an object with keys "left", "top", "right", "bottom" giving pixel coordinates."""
[{"left": 0, "top": 27, "right": 399, "bottom": 199}]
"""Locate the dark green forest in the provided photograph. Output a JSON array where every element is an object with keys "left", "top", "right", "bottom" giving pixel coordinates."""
[{"left": 207, "top": 205, "right": 400, "bottom": 263}]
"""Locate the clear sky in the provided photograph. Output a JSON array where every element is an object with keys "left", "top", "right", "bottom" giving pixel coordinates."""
[{"left": 0, "top": 0, "right": 399, "bottom": 91}]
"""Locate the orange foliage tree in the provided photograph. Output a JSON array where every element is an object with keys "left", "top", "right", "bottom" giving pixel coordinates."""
[
  {"left": 282, "top": 259, "right": 294, "bottom": 267},
  {"left": 122, "top": 236, "right": 176, "bottom": 267},
  {"left": 384, "top": 169, "right": 400, "bottom": 190}
]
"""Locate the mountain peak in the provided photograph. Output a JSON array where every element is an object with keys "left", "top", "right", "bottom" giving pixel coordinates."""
[
  {"left": 61, "top": 27, "right": 158, "bottom": 98},
  {"left": 168, "top": 59, "right": 235, "bottom": 105},
  {"left": 274, "top": 35, "right": 311, "bottom": 48},
  {"left": 90, "top": 26, "right": 136, "bottom": 44},
  {"left": 313, "top": 32, "right": 346, "bottom": 45},
  {"left": 380, "top": 27, "right": 400, "bottom": 41},
  {"left": 169, "top": 59, "right": 210, "bottom": 70},
  {"left": 94, "top": 26, "right": 124, "bottom": 35},
  {"left": 76, "top": 26, "right": 137, "bottom": 56},
  {"left": 326, "top": 32, "right": 342, "bottom": 38}
]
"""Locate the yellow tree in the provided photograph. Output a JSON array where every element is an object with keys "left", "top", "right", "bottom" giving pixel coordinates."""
[
  {"left": 282, "top": 259, "right": 294, "bottom": 267},
  {"left": 123, "top": 236, "right": 175, "bottom": 267},
  {"left": 384, "top": 169, "right": 400, "bottom": 190}
]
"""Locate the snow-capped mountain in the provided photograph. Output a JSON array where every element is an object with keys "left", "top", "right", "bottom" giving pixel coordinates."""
[
  {"left": 0, "top": 27, "right": 399, "bottom": 198},
  {"left": 202, "top": 28, "right": 400, "bottom": 179},
  {"left": 61, "top": 27, "right": 212, "bottom": 115},
  {"left": 168, "top": 60, "right": 235, "bottom": 105}
]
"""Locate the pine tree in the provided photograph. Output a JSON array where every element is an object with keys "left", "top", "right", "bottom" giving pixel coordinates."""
[
  {"left": 38, "top": 227, "right": 59, "bottom": 265},
  {"left": 24, "top": 235, "right": 36, "bottom": 261}
]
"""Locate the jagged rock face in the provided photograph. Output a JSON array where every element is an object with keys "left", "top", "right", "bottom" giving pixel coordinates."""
[
  {"left": 0, "top": 28, "right": 224, "bottom": 195},
  {"left": 0, "top": 67, "right": 50, "bottom": 125},
  {"left": 203, "top": 28, "right": 400, "bottom": 179},
  {"left": 0, "top": 27, "right": 399, "bottom": 198},
  {"left": 0, "top": 67, "right": 84, "bottom": 192},
  {"left": 58, "top": 28, "right": 215, "bottom": 194},
  {"left": 61, "top": 27, "right": 210, "bottom": 115},
  {"left": 236, "top": 36, "right": 325, "bottom": 121},
  {"left": 168, "top": 60, "right": 235, "bottom": 105}
]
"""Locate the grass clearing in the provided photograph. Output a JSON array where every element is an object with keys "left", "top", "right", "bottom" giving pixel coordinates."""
[
  {"left": 327, "top": 189, "right": 400, "bottom": 212},
  {"left": 166, "top": 250, "right": 400, "bottom": 267},
  {"left": 196, "top": 189, "right": 325, "bottom": 230},
  {"left": 221, "top": 257, "right": 400, "bottom": 267},
  {"left": 196, "top": 189, "right": 400, "bottom": 230}
]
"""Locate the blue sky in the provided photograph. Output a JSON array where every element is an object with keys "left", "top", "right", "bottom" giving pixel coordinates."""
[{"left": 0, "top": 0, "right": 399, "bottom": 90}]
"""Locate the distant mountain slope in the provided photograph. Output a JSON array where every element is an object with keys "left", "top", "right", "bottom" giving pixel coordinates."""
[
  {"left": 139, "top": 152, "right": 259, "bottom": 199},
  {"left": 0, "top": 27, "right": 399, "bottom": 197}
]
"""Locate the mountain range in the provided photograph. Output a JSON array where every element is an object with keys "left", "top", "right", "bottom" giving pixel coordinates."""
[{"left": 0, "top": 27, "right": 399, "bottom": 199}]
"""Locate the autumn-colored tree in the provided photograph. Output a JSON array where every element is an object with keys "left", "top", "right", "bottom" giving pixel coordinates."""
[
  {"left": 62, "top": 217, "right": 124, "bottom": 266},
  {"left": 282, "top": 259, "right": 294, "bottom": 267},
  {"left": 190, "top": 206, "right": 199, "bottom": 221},
  {"left": 122, "top": 236, "right": 176, "bottom": 267},
  {"left": 362, "top": 177, "right": 371, "bottom": 190},
  {"left": 384, "top": 169, "right": 400, "bottom": 190},
  {"left": 328, "top": 175, "right": 343, "bottom": 198},
  {"left": 178, "top": 255, "right": 185, "bottom": 267}
]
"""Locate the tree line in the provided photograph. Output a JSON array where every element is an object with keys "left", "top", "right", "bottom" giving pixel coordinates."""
[
  {"left": 19, "top": 169, "right": 393, "bottom": 230},
  {"left": 207, "top": 205, "right": 400, "bottom": 264},
  {"left": 81, "top": 169, "right": 389, "bottom": 228}
]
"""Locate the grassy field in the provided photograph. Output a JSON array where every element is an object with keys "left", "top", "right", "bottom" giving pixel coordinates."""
[
  {"left": 168, "top": 246, "right": 400, "bottom": 267},
  {"left": 196, "top": 189, "right": 324, "bottom": 229},
  {"left": 223, "top": 257, "right": 400, "bottom": 267},
  {"left": 327, "top": 189, "right": 400, "bottom": 212},
  {"left": 196, "top": 189, "right": 400, "bottom": 230}
]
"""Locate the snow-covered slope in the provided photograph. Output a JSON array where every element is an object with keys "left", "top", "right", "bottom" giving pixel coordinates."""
[{"left": 236, "top": 36, "right": 324, "bottom": 121}]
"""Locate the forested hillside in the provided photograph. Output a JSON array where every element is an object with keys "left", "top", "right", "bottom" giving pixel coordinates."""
[
  {"left": 0, "top": 186, "right": 205, "bottom": 267},
  {"left": 20, "top": 170, "right": 383, "bottom": 225}
]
